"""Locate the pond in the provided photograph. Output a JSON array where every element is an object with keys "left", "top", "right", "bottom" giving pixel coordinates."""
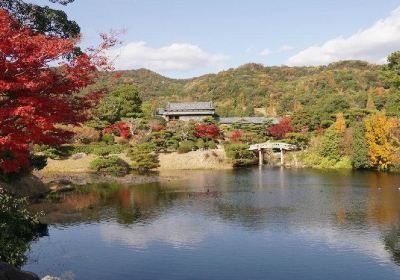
[{"left": 22, "top": 168, "right": 400, "bottom": 279}]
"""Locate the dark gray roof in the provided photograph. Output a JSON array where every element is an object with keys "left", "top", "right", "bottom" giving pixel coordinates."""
[
  {"left": 219, "top": 117, "right": 279, "bottom": 125},
  {"left": 166, "top": 102, "right": 214, "bottom": 111}
]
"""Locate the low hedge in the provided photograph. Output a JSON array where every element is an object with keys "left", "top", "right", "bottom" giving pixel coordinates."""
[
  {"left": 89, "top": 156, "right": 129, "bottom": 176},
  {"left": 37, "top": 144, "right": 128, "bottom": 159}
]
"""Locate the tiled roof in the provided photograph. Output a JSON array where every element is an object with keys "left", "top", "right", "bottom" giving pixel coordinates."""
[
  {"left": 219, "top": 117, "right": 279, "bottom": 124},
  {"left": 166, "top": 102, "right": 214, "bottom": 111}
]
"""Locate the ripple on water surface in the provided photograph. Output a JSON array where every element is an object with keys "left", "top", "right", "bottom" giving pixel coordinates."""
[{"left": 23, "top": 168, "right": 400, "bottom": 280}]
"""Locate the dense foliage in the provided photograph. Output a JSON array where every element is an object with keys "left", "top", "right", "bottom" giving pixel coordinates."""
[
  {"left": 0, "top": 0, "right": 79, "bottom": 38},
  {"left": 89, "top": 84, "right": 143, "bottom": 129},
  {"left": 225, "top": 144, "right": 257, "bottom": 167},
  {"left": 0, "top": 190, "right": 46, "bottom": 266}
]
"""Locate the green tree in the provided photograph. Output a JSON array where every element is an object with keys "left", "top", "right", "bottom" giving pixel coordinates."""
[
  {"left": 0, "top": 0, "right": 80, "bottom": 38},
  {"left": 351, "top": 124, "right": 369, "bottom": 169},
  {"left": 381, "top": 51, "right": 400, "bottom": 116},
  {"left": 381, "top": 51, "right": 400, "bottom": 89},
  {"left": 0, "top": 191, "right": 46, "bottom": 266},
  {"left": 129, "top": 143, "right": 159, "bottom": 172},
  {"left": 319, "top": 127, "right": 342, "bottom": 162},
  {"left": 92, "top": 84, "right": 142, "bottom": 128},
  {"left": 225, "top": 144, "right": 257, "bottom": 167}
]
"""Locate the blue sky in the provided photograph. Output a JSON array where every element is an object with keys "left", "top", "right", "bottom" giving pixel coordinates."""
[{"left": 33, "top": 0, "right": 400, "bottom": 78}]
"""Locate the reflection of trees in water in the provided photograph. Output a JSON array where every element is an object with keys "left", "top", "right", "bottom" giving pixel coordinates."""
[
  {"left": 384, "top": 226, "right": 400, "bottom": 266},
  {"left": 35, "top": 182, "right": 188, "bottom": 226},
  {"left": 32, "top": 170, "right": 400, "bottom": 267}
]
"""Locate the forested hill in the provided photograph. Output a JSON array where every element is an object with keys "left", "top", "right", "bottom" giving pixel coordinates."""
[{"left": 91, "top": 60, "right": 386, "bottom": 117}]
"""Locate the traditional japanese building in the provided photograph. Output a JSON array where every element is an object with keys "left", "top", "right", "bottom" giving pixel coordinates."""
[{"left": 156, "top": 102, "right": 216, "bottom": 121}]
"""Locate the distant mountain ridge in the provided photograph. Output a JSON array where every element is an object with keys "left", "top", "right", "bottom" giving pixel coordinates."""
[{"left": 89, "top": 60, "right": 383, "bottom": 117}]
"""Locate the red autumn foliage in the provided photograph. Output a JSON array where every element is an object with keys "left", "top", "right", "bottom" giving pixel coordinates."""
[
  {"left": 194, "top": 124, "right": 220, "bottom": 139},
  {"left": 229, "top": 130, "right": 243, "bottom": 143},
  {"left": 0, "top": 9, "right": 114, "bottom": 174},
  {"left": 267, "top": 117, "right": 295, "bottom": 139},
  {"left": 104, "top": 122, "right": 131, "bottom": 139}
]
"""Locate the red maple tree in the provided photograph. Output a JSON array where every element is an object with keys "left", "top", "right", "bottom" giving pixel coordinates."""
[
  {"left": 229, "top": 130, "right": 243, "bottom": 143},
  {"left": 194, "top": 123, "right": 220, "bottom": 140},
  {"left": 103, "top": 122, "right": 131, "bottom": 139},
  {"left": 267, "top": 117, "right": 295, "bottom": 139},
  {"left": 0, "top": 9, "right": 113, "bottom": 174}
]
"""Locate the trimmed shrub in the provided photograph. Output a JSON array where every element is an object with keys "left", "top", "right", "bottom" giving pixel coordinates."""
[
  {"left": 166, "top": 139, "right": 179, "bottom": 151},
  {"left": 41, "top": 146, "right": 73, "bottom": 159},
  {"left": 206, "top": 141, "right": 218, "bottom": 150},
  {"left": 128, "top": 143, "right": 160, "bottom": 172},
  {"left": 101, "top": 134, "right": 115, "bottom": 144},
  {"left": 177, "top": 140, "right": 197, "bottom": 154},
  {"left": 225, "top": 144, "right": 257, "bottom": 167},
  {"left": 196, "top": 138, "right": 206, "bottom": 150},
  {"left": 73, "top": 144, "right": 127, "bottom": 156},
  {"left": 89, "top": 156, "right": 129, "bottom": 176}
]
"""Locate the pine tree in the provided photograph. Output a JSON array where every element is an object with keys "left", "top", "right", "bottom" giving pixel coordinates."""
[
  {"left": 319, "top": 127, "right": 342, "bottom": 162},
  {"left": 351, "top": 124, "right": 369, "bottom": 169}
]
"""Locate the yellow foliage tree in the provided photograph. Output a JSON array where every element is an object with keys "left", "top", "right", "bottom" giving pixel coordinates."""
[
  {"left": 333, "top": 112, "right": 346, "bottom": 133},
  {"left": 364, "top": 112, "right": 395, "bottom": 170}
]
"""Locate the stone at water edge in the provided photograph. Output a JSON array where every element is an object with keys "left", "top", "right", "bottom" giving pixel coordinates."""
[
  {"left": 0, "top": 262, "right": 40, "bottom": 280},
  {"left": 0, "top": 174, "right": 49, "bottom": 198}
]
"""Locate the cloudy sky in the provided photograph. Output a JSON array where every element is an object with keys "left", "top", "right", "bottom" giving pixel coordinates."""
[{"left": 33, "top": 0, "right": 400, "bottom": 78}]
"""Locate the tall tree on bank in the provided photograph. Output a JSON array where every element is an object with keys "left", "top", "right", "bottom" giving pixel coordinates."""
[
  {"left": 351, "top": 124, "right": 369, "bottom": 169},
  {"left": 0, "top": 9, "right": 113, "bottom": 174},
  {"left": 0, "top": 0, "right": 79, "bottom": 38},
  {"left": 364, "top": 112, "right": 395, "bottom": 170}
]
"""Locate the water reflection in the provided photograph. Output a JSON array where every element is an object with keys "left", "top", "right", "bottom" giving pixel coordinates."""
[{"left": 25, "top": 169, "right": 400, "bottom": 279}]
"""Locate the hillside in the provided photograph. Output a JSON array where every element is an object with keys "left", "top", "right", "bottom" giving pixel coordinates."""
[{"left": 90, "top": 61, "right": 385, "bottom": 117}]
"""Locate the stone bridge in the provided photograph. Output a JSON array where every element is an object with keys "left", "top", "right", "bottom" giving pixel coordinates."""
[{"left": 249, "top": 142, "right": 298, "bottom": 166}]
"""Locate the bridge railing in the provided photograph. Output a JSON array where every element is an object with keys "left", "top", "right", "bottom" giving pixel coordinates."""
[{"left": 249, "top": 142, "right": 297, "bottom": 151}]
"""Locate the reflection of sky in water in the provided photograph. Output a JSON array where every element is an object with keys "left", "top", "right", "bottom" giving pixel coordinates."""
[
  {"left": 24, "top": 169, "right": 400, "bottom": 279},
  {"left": 100, "top": 212, "right": 228, "bottom": 248}
]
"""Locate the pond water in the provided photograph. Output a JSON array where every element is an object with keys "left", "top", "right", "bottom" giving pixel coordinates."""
[{"left": 22, "top": 168, "right": 400, "bottom": 280}]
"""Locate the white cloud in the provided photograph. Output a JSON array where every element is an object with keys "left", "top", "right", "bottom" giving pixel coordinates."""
[
  {"left": 259, "top": 48, "right": 272, "bottom": 56},
  {"left": 279, "top": 44, "right": 294, "bottom": 52},
  {"left": 107, "top": 41, "right": 229, "bottom": 72},
  {"left": 287, "top": 7, "right": 400, "bottom": 66}
]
